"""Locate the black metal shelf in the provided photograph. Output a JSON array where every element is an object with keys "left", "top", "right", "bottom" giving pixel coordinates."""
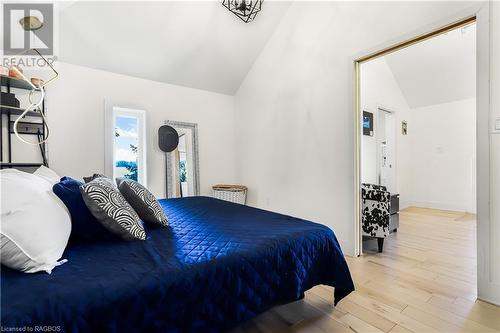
[
  {"left": 0, "top": 105, "right": 42, "bottom": 117},
  {"left": 0, "top": 162, "right": 43, "bottom": 168},
  {"left": 0, "top": 75, "right": 33, "bottom": 90},
  {"left": 9, "top": 120, "right": 44, "bottom": 135},
  {"left": 0, "top": 75, "right": 47, "bottom": 169}
]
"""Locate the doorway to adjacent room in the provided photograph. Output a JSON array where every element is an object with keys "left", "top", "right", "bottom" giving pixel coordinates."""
[{"left": 354, "top": 16, "right": 478, "bottom": 298}]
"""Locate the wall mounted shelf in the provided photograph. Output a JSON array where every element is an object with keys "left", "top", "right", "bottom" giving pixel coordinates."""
[
  {"left": 0, "top": 75, "right": 47, "bottom": 169},
  {"left": 0, "top": 162, "right": 44, "bottom": 168},
  {"left": 0, "top": 75, "right": 33, "bottom": 91},
  {"left": 0, "top": 105, "right": 42, "bottom": 117}
]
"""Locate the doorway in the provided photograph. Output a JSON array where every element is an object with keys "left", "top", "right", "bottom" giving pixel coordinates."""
[
  {"left": 377, "top": 108, "right": 397, "bottom": 193},
  {"left": 354, "top": 16, "right": 479, "bottom": 297}
]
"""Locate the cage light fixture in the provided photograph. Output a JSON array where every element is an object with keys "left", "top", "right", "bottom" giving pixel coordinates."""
[{"left": 222, "top": 0, "right": 263, "bottom": 23}]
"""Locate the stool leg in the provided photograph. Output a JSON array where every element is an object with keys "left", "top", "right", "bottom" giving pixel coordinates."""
[{"left": 377, "top": 238, "right": 384, "bottom": 253}]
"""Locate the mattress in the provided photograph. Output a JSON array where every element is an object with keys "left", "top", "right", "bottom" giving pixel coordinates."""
[{"left": 1, "top": 196, "right": 354, "bottom": 332}]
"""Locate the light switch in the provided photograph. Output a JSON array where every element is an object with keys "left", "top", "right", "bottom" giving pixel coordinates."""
[{"left": 496, "top": 117, "right": 500, "bottom": 131}]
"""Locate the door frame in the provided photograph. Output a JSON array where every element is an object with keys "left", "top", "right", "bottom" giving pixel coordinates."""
[{"left": 353, "top": 4, "right": 493, "bottom": 303}]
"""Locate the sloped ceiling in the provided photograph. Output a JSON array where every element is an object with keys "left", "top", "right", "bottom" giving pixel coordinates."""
[
  {"left": 59, "top": 1, "right": 291, "bottom": 95},
  {"left": 384, "top": 23, "right": 476, "bottom": 109}
]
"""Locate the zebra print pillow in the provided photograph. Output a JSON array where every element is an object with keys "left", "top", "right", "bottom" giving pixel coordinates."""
[
  {"left": 80, "top": 178, "right": 146, "bottom": 240},
  {"left": 116, "top": 178, "right": 168, "bottom": 227},
  {"left": 83, "top": 173, "right": 107, "bottom": 183}
]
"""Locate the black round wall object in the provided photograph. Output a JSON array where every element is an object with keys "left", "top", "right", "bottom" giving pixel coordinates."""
[{"left": 158, "top": 125, "right": 179, "bottom": 152}]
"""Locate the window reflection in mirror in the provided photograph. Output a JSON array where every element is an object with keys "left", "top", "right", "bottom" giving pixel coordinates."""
[
  {"left": 178, "top": 135, "right": 188, "bottom": 196},
  {"left": 173, "top": 133, "right": 193, "bottom": 197}
]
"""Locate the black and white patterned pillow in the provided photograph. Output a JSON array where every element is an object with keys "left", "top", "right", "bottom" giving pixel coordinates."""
[
  {"left": 116, "top": 178, "right": 168, "bottom": 227},
  {"left": 80, "top": 178, "right": 146, "bottom": 240},
  {"left": 83, "top": 173, "right": 107, "bottom": 183}
]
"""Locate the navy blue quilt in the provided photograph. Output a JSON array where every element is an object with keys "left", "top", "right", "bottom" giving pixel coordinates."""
[{"left": 1, "top": 196, "right": 354, "bottom": 333}]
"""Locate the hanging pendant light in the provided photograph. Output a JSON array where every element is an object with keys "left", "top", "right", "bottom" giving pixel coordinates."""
[{"left": 222, "top": 0, "right": 263, "bottom": 23}]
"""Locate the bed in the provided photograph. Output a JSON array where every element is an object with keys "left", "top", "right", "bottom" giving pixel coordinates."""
[{"left": 1, "top": 196, "right": 354, "bottom": 332}]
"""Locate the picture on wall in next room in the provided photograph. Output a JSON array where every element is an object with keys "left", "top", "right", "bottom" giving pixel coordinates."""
[{"left": 363, "top": 111, "right": 373, "bottom": 136}]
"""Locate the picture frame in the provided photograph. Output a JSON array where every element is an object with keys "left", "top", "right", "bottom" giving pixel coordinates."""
[
  {"left": 363, "top": 111, "right": 373, "bottom": 136},
  {"left": 402, "top": 120, "right": 408, "bottom": 135}
]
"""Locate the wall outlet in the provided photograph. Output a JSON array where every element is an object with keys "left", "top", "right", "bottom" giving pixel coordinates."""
[{"left": 495, "top": 117, "right": 500, "bottom": 131}]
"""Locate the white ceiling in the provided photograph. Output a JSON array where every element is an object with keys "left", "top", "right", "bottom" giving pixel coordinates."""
[
  {"left": 384, "top": 23, "right": 476, "bottom": 109},
  {"left": 59, "top": 1, "right": 291, "bottom": 95}
]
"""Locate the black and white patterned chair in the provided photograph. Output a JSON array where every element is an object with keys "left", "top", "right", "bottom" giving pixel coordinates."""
[{"left": 361, "top": 183, "right": 390, "bottom": 252}]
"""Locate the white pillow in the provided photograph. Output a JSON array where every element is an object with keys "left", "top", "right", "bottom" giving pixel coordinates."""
[
  {"left": 34, "top": 165, "right": 61, "bottom": 185},
  {"left": 0, "top": 169, "right": 71, "bottom": 273}
]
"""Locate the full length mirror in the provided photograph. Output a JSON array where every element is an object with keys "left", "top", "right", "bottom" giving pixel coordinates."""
[{"left": 165, "top": 121, "right": 200, "bottom": 198}]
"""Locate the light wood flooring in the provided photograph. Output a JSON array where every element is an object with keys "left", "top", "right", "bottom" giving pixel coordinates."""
[{"left": 231, "top": 207, "right": 500, "bottom": 333}]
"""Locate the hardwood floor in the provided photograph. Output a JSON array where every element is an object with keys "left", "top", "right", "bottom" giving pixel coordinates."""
[{"left": 230, "top": 207, "right": 500, "bottom": 333}]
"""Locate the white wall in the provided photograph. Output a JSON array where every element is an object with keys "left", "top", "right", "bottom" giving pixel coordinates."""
[
  {"left": 234, "top": 1, "right": 478, "bottom": 254},
  {"left": 45, "top": 62, "right": 235, "bottom": 198},
  {"left": 408, "top": 98, "right": 476, "bottom": 213},
  {"left": 384, "top": 24, "right": 476, "bottom": 109},
  {"left": 360, "top": 57, "right": 412, "bottom": 207},
  {"left": 361, "top": 59, "right": 476, "bottom": 213}
]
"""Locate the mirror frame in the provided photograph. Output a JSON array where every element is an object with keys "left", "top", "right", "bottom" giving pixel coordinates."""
[{"left": 165, "top": 120, "right": 200, "bottom": 198}]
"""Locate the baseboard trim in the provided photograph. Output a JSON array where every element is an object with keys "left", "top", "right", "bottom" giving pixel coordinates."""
[
  {"left": 405, "top": 200, "right": 476, "bottom": 214},
  {"left": 477, "top": 295, "right": 500, "bottom": 307}
]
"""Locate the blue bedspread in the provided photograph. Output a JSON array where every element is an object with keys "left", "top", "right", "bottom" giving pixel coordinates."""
[{"left": 1, "top": 197, "right": 354, "bottom": 332}]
